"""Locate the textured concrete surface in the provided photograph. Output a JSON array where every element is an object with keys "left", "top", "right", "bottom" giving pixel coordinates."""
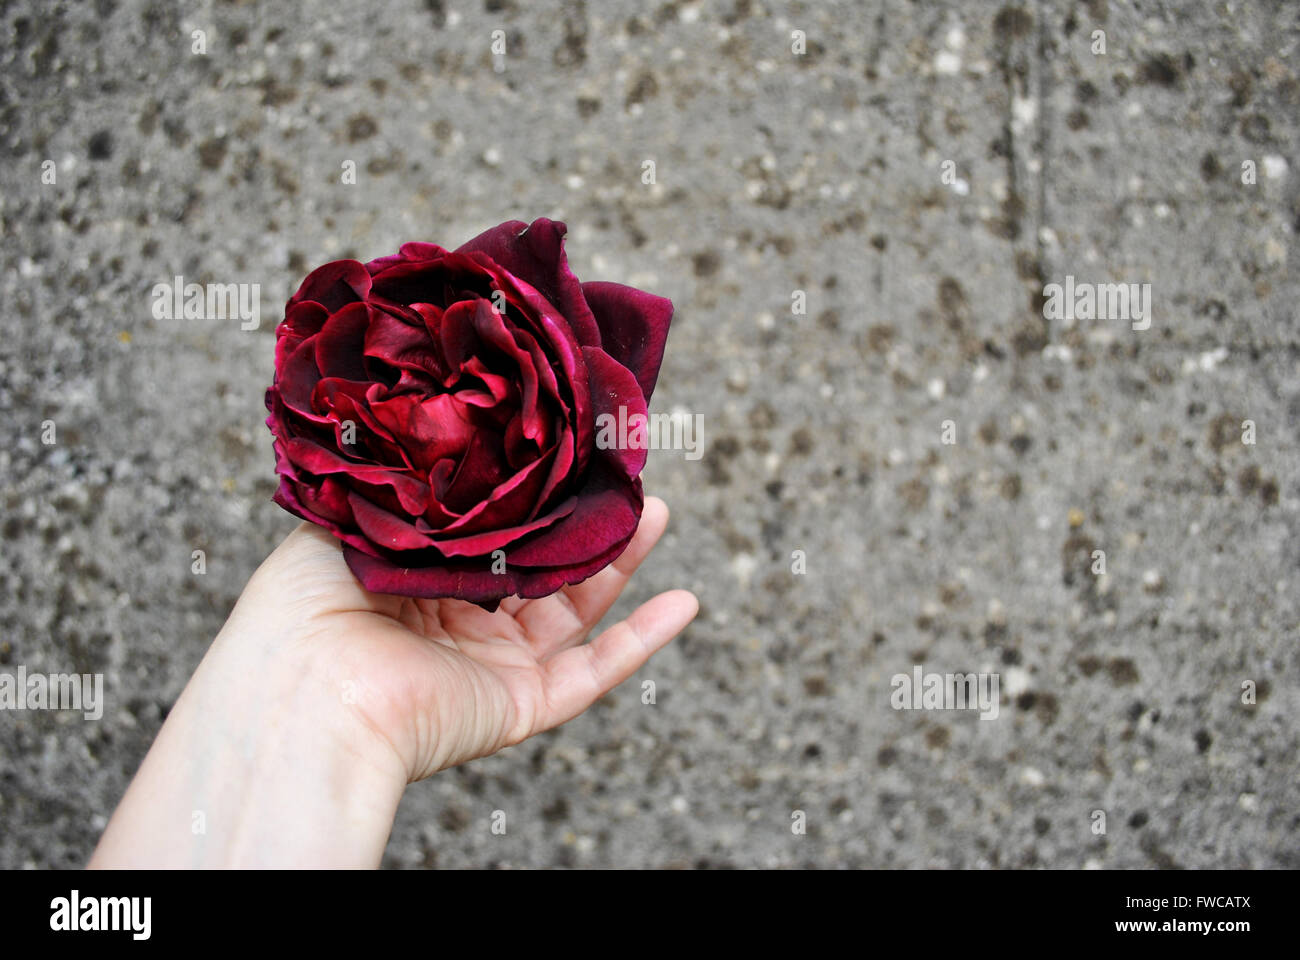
[{"left": 1, "top": 0, "right": 1297, "bottom": 868}]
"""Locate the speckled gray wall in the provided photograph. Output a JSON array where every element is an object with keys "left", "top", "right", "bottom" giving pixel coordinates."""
[{"left": 1, "top": 0, "right": 1297, "bottom": 868}]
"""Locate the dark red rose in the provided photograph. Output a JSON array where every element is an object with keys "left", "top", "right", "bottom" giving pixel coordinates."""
[{"left": 265, "top": 218, "right": 672, "bottom": 609}]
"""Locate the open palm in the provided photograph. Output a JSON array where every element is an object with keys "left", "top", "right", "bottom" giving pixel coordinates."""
[{"left": 244, "top": 496, "right": 697, "bottom": 782}]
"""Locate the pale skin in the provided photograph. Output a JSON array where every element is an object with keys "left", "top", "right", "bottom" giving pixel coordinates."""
[{"left": 89, "top": 496, "right": 697, "bottom": 868}]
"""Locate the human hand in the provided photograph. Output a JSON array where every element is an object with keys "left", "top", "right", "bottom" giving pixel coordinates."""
[
  {"left": 243, "top": 495, "right": 698, "bottom": 781},
  {"left": 90, "top": 495, "right": 695, "bottom": 868}
]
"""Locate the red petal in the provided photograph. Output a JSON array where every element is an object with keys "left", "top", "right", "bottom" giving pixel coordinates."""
[
  {"left": 289, "top": 259, "right": 372, "bottom": 312},
  {"left": 583, "top": 345, "right": 649, "bottom": 480},
  {"left": 503, "top": 462, "right": 642, "bottom": 567},
  {"left": 456, "top": 218, "right": 602, "bottom": 348},
  {"left": 580, "top": 281, "right": 673, "bottom": 401},
  {"left": 314, "top": 302, "right": 372, "bottom": 380}
]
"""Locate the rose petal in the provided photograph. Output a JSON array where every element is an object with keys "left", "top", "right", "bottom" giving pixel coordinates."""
[
  {"left": 281, "top": 300, "right": 331, "bottom": 340},
  {"left": 297, "top": 475, "right": 355, "bottom": 528},
  {"left": 314, "top": 302, "right": 372, "bottom": 380},
  {"left": 456, "top": 218, "right": 602, "bottom": 348},
  {"left": 273, "top": 479, "right": 380, "bottom": 558},
  {"left": 532, "top": 426, "right": 575, "bottom": 517},
  {"left": 369, "top": 253, "right": 489, "bottom": 309},
  {"left": 439, "top": 427, "right": 512, "bottom": 513},
  {"left": 433, "top": 444, "right": 561, "bottom": 544},
  {"left": 502, "top": 461, "right": 642, "bottom": 567},
  {"left": 580, "top": 281, "right": 673, "bottom": 401},
  {"left": 343, "top": 508, "right": 637, "bottom": 608},
  {"left": 583, "top": 344, "right": 649, "bottom": 480},
  {"left": 284, "top": 435, "right": 412, "bottom": 479},
  {"left": 464, "top": 264, "right": 592, "bottom": 475},
  {"left": 345, "top": 467, "right": 430, "bottom": 517},
  {"left": 313, "top": 379, "right": 405, "bottom": 461},
  {"left": 469, "top": 298, "right": 548, "bottom": 441},
  {"left": 347, "top": 492, "right": 438, "bottom": 551},
  {"left": 368, "top": 392, "right": 475, "bottom": 473},
  {"left": 363, "top": 306, "right": 446, "bottom": 380},
  {"left": 289, "top": 259, "right": 372, "bottom": 312},
  {"left": 432, "top": 494, "right": 576, "bottom": 558},
  {"left": 273, "top": 337, "right": 325, "bottom": 421},
  {"left": 363, "top": 241, "right": 449, "bottom": 277}
]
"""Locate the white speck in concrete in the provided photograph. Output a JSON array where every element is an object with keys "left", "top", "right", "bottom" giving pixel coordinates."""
[
  {"left": 1005, "top": 667, "right": 1031, "bottom": 697},
  {"left": 935, "top": 50, "right": 962, "bottom": 75}
]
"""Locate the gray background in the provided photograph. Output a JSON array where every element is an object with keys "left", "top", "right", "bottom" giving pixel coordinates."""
[{"left": 1, "top": 0, "right": 1296, "bottom": 868}]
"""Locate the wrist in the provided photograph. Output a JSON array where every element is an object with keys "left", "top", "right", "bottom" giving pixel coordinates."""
[{"left": 91, "top": 609, "right": 408, "bottom": 868}]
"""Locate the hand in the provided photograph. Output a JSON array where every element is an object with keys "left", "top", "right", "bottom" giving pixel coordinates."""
[
  {"left": 90, "top": 495, "right": 696, "bottom": 867},
  {"left": 246, "top": 495, "right": 699, "bottom": 781}
]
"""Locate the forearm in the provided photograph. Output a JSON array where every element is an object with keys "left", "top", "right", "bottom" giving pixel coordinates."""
[{"left": 89, "top": 610, "right": 407, "bottom": 869}]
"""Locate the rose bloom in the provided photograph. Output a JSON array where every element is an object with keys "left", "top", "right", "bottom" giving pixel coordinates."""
[{"left": 265, "top": 218, "right": 672, "bottom": 610}]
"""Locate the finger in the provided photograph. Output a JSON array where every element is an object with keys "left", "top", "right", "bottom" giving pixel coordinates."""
[
  {"left": 534, "top": 588, "right": 698, "bottom": 731},
  {"left": 497, "top": 596, "right": 529, "bottom": 616},
  {"left": 249, "top": 521, "right": 403, "bottom": 619},
  {"left": 515, "top": 496, "right": 671, "bottom": 654}
]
